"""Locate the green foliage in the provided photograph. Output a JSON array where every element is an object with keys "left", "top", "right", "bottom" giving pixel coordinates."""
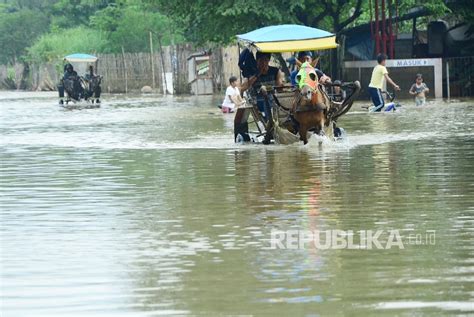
[
  {"left": 447, "top": 0, "right": 474, "bottom": 35},
  {"left": 150, "top": 0, "right": 299, "bottom": 45},
  {"left": 354, "top": 0, "right": 451, "bottom": 34},
  {"left": 7, "top": 66, "right": 16, "bottom": 80},
  {"left": 27, "top": 26, "right": 108, "bottom": 62},
  {"left": 147, "top": 0, "right": 457, "bottom": 45},
  {"left": 91, "top": 3, "right": 183, "bottom": 52},
  {"left": 2, "top": 0, "right": 57, "bottom": 10},
  {"left": 50, "top": 0, "right": 115, "bottom": 29},
  {"left": 0, "top": 0, "right": 469, "bottom": 65},
  {"left": 147, "top": 0, "right": 373, "bottom": 44},
  {"left": 0, "top": 6, "right": 49, "bottom": 64}
]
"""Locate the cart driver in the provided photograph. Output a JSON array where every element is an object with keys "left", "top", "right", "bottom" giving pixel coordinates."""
[
  {"left": 241, "top": 51, "right": 284, "bottom": 121},
  {"left": 61, "top": 63, "right": 84, "bottom": 100},
  {"left": 63, "top": 63, "right": 78, "bottom": 80}
]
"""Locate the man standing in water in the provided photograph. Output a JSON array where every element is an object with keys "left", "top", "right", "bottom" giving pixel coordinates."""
[{"left": 368, "top": 54, "right": 400, "bottom": 112}]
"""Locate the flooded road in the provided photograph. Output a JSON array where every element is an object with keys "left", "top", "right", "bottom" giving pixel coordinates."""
[{"left": 1, "top": 92, "right": 473, "bottom": 316}]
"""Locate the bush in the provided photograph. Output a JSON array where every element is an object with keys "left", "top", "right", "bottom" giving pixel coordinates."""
[
  {"left": 91, "top": 4, "right": 183, "bottom": 53},
  {"left": 27, "top": 26, "right": 108, "bottom": 63}
]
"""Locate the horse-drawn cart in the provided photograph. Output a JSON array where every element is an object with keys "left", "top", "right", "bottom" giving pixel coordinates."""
[
  {"left": 58, "top": 53, "right": 102, "bottom": 108},
  {"left": 234, "top": 25, "right": 360, "bottom": 145}
]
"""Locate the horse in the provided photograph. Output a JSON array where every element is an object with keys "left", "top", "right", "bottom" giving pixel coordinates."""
[
  {"left": 83, "top": 74, "right": 102, "bottom": 102},
  {"left": 63, "top": 75, "right": 84, "bottom": 101},
  {"left": 286, "top": 63, "right": 361, "bottom": 144},
  {"left": 291, "top": 62, "right": 330, "bottom": 144}
]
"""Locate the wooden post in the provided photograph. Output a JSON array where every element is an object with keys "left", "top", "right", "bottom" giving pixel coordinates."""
[
  {"left": 149, "top": 31, "right": 156, "bottom": 90},
  {"left": 122, "top": 46, "right": 128, "bottom": 94},
  {"left": 338, "top": 35, "right": 345, "bottom": 79},
  {"left": 157, "top": 35, "right": 170, "bottom": 94},
  {"left": 237, "top": 44, "right": 242, "bottom": 84},
  {"left": 446, "top": 60, "right": 450, "bottom": 100}
]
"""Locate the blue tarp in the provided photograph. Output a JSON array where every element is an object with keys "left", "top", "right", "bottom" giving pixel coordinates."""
[
  {"left": 64, "top": 53, "right": 98, "bottom": 62},
  {"left": 238, "top": 24, "right": 334, "bottom": 42}
]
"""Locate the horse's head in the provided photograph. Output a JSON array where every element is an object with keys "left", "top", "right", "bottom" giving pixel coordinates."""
[
  {"left": 296, "top": 62, "right": 317, "bottom": 88},
  {"left": 88, "top": 75, "right": 102, "bottom": 92},
  {"left": 295, "top": 62, "right": 326, "bottom": 110},
  {"left": 296, "top": 62, "right": 320, "bottom": 102}
]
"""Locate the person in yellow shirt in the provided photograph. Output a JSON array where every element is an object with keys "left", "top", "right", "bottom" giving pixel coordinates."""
[{"left": 368, "top": 54, "right": 400, "bottom": 112}]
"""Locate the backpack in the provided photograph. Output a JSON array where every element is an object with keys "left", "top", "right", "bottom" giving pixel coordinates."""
[{"left": 238, "top": 48, "right": 257, "bottom": 78}]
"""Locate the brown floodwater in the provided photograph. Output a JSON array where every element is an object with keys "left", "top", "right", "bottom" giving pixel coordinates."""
[{"left": 1, "top": 92, "right": 473, "bottom": 316}]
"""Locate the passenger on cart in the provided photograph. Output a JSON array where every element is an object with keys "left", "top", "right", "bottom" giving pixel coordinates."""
[{"left": 289, "top": 51, "right": 331, "bottom": 87}]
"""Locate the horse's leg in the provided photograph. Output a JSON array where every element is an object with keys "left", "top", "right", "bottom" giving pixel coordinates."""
[
  {"left": 94, "top": 84, "right": 101, "bottom": 103},
  {"left": 299, "top": 125, "right": 308, "bottom": 144},
  {"left": 319, "top": 114, "right": 325, "bottom": 135}
]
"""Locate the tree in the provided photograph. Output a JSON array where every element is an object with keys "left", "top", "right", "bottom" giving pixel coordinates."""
[
  {"left": 295, "top": 0, "right": 364, "bottom": 33},
  {"left": 146, "top": 0, "right": 454, "bottom": 45},
  {"left": 446, "top": 0, "right": 474, "bottom": 35},
  {"left": 0, "top": 7, "right": 49, "bottom": 64},
  {"left": 146, "top": 0, "right": 367, "bottom": 45},
  {"left": 50, "top": 0, "right": 116, "bottom": 29},
  {"left": 2, "top": 0, "right": 57, "bottom": 10},
  {"left": 90, "top": 2, "right": 183, "bottom": 52}
]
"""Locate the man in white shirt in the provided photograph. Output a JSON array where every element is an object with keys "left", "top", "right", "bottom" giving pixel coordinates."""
[{"left": 222, "top": 76, "right": 245, "bottom": 113}]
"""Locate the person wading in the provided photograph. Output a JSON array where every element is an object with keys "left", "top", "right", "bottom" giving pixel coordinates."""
[{"left": 368, "top": 54, "right": 400, "bottom": 112}]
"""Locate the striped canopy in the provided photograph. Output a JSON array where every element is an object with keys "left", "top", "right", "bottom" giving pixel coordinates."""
[
  {"left": 64, "top": 53, "right": 98, "bottom": 63},
  {"left": 237, "top": 24, "right": 338, "bottom": 53}
]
